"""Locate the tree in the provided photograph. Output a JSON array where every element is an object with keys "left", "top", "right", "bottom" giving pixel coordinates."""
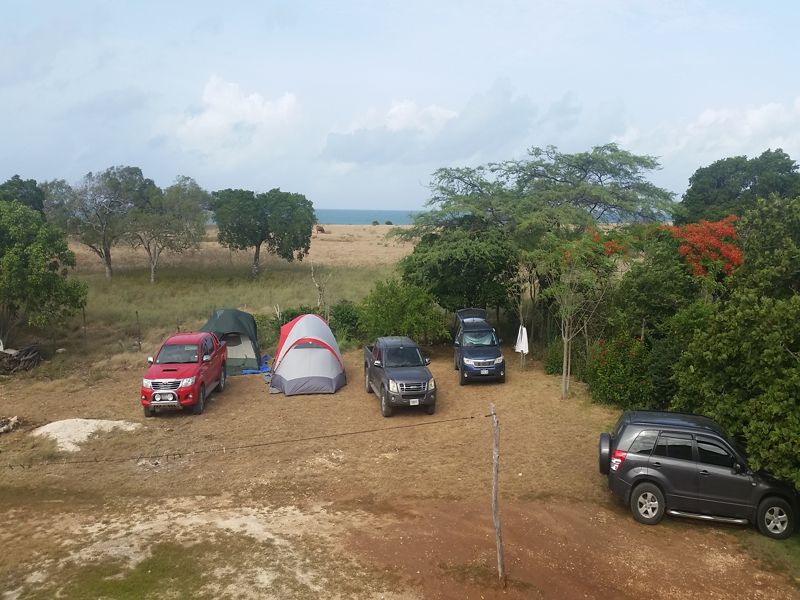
[
  {"left": 0, "top": 202, "right": 86, "bottom": 348},
  {"left": 0, "top": 175, "right": 45, "bottom": 213},
  {"left": 65, "top": 166, "right": 159, "bottom": 278},
  {"left": 399, "top": 227, "right": 519, "bottom": 312},
  {"left": 127, "top": 176, "right": 209, "bottom": 283},
  {"left": 536, "top": 233, "right": 617, "bottom": 398},
  {"left": 212, "top": 188, "right": 315, "bottom": 276},
  {"left": 679, "top": 149, "right": 800, "bottom": 224}
]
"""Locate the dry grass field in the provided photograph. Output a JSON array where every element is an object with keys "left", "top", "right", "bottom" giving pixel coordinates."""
[{"left": 1, "top": 225, "right": 799, "bottom": 599}]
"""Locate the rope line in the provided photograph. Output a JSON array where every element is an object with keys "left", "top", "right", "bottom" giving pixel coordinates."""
[{"left": 3, "top": 412, "right": 491, "bottom": 470}]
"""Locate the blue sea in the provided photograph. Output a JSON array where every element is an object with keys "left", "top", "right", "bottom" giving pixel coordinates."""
[{"left": 315, "top": 208, "right": 421, "bottom": 225}]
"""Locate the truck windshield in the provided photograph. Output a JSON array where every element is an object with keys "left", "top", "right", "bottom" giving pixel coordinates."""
[
  {"left": 156, "top": 344, "right": 199, "bottom": 364},
  {"left": 463, "top": 330, "right": 497, "bottom": 347},
  {"left": 384, "top": 347, "right": 425, "bottom": 368}
]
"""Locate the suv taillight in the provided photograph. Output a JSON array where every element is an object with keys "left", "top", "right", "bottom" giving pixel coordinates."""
[{"left": 610, "top": 449, "right": 627, "bottom": 472}]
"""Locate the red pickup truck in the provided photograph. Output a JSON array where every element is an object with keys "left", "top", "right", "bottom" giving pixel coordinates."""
[{"left": 140, "top": 331, "right": 227, "bottom": 417}]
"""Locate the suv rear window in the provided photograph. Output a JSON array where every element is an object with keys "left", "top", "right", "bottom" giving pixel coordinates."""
[
  {"left": 628, "top": 430, "right": 658, "bottom": 455},
  {"left": 653, "top": 433, "right": 694, "bottom": 461}
]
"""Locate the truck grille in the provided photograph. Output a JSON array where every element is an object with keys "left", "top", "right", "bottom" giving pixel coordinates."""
[
  {"left": 473, "top": 360, "right": 495, "bottom": 368},
  {"left": 399, "top": 381, "right": 426, "bottom": 393},
  {"left": 152, "top": 380, "right": 180, "bottom": 391}
]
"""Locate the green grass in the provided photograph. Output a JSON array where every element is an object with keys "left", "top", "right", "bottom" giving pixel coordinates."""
[{"left": 736, "top": 530, "right": 800, "bottom": 587}]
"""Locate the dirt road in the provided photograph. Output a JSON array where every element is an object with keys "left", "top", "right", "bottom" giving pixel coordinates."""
[{"left": 1, "top": 348, "right": 798, "bottom": 599}]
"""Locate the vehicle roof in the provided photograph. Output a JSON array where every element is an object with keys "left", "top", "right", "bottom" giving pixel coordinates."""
[
  {"left": 625, "top": 410, "right": 726, "bottom": 436},
  {"left": 163, "top": 332, "right": 208, "bottom": 344},
  {"left": 377, "top": 336, "right": 419, "bottom": 348},
  {"left": 460, "top": 318, "right": 494, "bottom": 331}
]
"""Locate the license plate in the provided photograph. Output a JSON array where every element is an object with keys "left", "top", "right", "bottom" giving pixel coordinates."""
[
  {"left": 481, "top": 369, "right": 489, "bottom": 375},
  {"left": 409, "top": 399, "right": 419, "bottom": 406}
]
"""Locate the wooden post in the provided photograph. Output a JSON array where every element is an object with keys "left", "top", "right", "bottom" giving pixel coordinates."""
[{"left": 490, "top": 403, "right": 507, "bottom": 587}]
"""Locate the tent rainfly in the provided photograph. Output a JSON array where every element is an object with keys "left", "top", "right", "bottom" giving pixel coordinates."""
[
  {"left": 271, "top": 314, "right": 346, "bottom": 395},
  {"left": 200, "top": 308, "right": 261, "bottom": 375}
]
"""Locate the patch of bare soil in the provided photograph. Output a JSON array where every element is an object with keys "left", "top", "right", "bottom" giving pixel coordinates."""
[{"left": 1, "top": 348, "right": 798, "bottom": 599}]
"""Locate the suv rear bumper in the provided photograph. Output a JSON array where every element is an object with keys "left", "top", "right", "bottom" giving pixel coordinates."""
[{"left": 608, "top": 473, "right": 633, "bottom": 504}]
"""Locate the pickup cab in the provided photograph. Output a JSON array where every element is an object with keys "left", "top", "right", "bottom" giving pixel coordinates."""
[
  {"left": 364, "top": 336, "right": 436, "bottom": 417},
  {"left": 453, "top": 308, "right": 505, "bottom": 385},
  {"left": 140, "top": 331, "right": 227, "bottom": 417}
]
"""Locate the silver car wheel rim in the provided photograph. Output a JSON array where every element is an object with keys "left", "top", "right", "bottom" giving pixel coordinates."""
[
  {"left": 637, "top": 492, "right": 659, "bottom": 519},
  {"left": 765, "top": 507, "right": 788, "bottom": 533}
]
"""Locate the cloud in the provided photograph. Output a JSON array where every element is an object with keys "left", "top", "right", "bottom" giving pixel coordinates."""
[
  {"left": 173, "top": 75, "right": 300, "bottom": 167},
  {"left": 322, "top": 81, "right": 536, "bottom": 166}
]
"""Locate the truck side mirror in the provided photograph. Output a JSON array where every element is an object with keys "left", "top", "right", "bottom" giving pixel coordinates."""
[
  {"left": 733, "top": 462, "right": 743, "bottom": 474},
  {"left": 454, "top": 340, "right": 460, "bottom": 347},
  {"left": 373, "top": 360, "right": 382, "bottom": 368},
  {"left": 202, "top": 354, "right": 211, "bottom": 363},
  {"left": 498, "top": 338, "right": 503, "bottom": 344},
  {"left": 424, "top": 357, "right": 431, "bottom": 365},
  {"left": 147, "top": 356, "right": 154, "bottom": 365}
]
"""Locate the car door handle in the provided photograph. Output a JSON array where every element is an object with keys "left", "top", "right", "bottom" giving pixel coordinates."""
[
  {"left": 652, "top": 461, "right": 661, "bottom": 468},
  {"left": 700, "top": 469, "right": 710, "bottom": 477}
]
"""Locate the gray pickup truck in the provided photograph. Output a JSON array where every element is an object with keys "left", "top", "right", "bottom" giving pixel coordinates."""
[{"left": 364, "top": 336, "right": 436, "bottom": 417}]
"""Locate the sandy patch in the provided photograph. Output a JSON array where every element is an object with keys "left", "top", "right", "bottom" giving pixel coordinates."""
[{"left": 30, "top": 418, "right": 141, "bottom": 452}]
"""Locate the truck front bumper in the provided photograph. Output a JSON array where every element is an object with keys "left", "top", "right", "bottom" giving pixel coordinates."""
[
  {"left": 141, "top": 386, "right": 199, "bottom": 409},
  {"left": 388, "top": 391, "right": 436, "bottom": 407}
]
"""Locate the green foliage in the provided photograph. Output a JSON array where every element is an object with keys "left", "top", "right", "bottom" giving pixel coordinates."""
[
  {"left": 400, "top": 227, "right": 519, "bottom": 312},
  {"left": 329, "top": 299, "right": 361, "bottom": 341},
  {"left": 127, "top": 176, "right": 209, "bottom": 282},
  {"left": 679, "top": 149, "right": 800, "bottom": 224},
  {"left": 371, "top": 220, "right": 379, "bottom": 226},
  {"left": 0, "top": 202, "right": 87, "bottom": 346},
  {"left": 585, "top": 337, "right": 655, "bottom": 409},
  {"left": 543, "top": 338, "right": 588, "bottom": 380},
  {"left": 0, "top": 175, "right": 45, "bottom": 213},
  {"left": 384, "top": 220, "right": 393, "bottom": 225},
  {"left": 358, "top": 278, "right": 449, "bottom": 345},
  {"left": 212, "top": 188, "right": 316, "bottom": 276}
]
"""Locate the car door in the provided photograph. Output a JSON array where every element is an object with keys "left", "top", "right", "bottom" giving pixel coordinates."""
[
  {"left": 371, "top": 344, "right": 382, "bottom": 391},
  {"left": 649, "top": 431, "right": 699, "bottom": 511},
  {"left": 695, "top": 435, "right": 755, "bottom": 518},
  {"left": 200, "top": 336, "right": 213, "bottom": 388}
]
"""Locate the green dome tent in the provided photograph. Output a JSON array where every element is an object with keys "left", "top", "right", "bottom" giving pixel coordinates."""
[{"left": 200, "top": 308, "right": 261, "bottom": 375}]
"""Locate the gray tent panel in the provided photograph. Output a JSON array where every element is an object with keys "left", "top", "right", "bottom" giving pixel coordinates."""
[{"left": 270, "top": 345, "right": 346, "bottom": 396}]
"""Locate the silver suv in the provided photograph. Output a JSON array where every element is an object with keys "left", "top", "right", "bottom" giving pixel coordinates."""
[{"left": 599, "top": 411, "right": 798, "bottom": 539}]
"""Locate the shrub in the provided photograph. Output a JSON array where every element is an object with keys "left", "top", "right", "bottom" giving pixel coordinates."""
[
  {"left": 371, "top": 220, "right": 380, "bottom": 226},
  {"left": 543, "top": 337, "right": 588, "bottom": 381},
  {"left": 358, "top": 278, "right": 449, "bottom": 345},
  {"left": 585, "top": 336, "right": 656, "bottom": 409},
  {"left": 384, "top": 220, "right": 393, "bottom": 225},
  {"left": 329, "top": 300, "right": 361, "bottom": 341}
]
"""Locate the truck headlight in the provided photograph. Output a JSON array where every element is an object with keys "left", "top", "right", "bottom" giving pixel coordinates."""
[
  {"left": 388, "top": 379, "right": 399, "bottom": 393},
  {"left": 463, "top": 358, "right": 475, "bottom": 366},
  {"left": 494, "top": 356, "right": 504, "bottom": 365},
  {"left": 142, "top": 378, "right": 153, "bottom": 388},
  {"left": 180, "top": 376, "right": 196, "bottom": 388},
  {"left": 428, "top": 378, "right": 435, "bottom": 390}
]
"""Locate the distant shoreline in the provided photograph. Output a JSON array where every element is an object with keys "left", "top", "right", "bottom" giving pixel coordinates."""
[{"left": 315, "top": 208, "right": 421, "bottom": 225}]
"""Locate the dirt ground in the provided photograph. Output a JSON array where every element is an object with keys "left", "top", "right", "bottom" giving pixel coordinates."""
[
  {"left": 2, "top": 347, "right": 799, "bottom": 599},
  {"left": 1, "top": 225, "right": 798, "bottom": 598}
]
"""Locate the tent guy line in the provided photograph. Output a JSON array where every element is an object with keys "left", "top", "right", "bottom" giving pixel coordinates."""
[{"left": 3, "top": 412, "right": 491, "bottom": 470}]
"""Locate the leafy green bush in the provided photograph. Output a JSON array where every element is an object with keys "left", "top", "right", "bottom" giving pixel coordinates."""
[
  {"left": 585, "top": 336, "right": 655, "bottom": 409},
  {"left": 329, "top": 300, "right": 361, "bottom": 341},
  {"left": 358, "top": 278, "right": 449, "bottom": 345},
  {"left": 543, "top": 337, "right": 588, "bottom": 381}
]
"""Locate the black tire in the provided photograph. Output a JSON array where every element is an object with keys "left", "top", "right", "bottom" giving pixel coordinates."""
[
  {"left": 459, "top": 369, "right": 467, "bottom": 386},
  {"left": 630, "top": 482, "right": 665, "bottom": 525},
  {"left": 192, "top": 385, "right": 206, "bottom": 415},
  {"left": 425, "top": 403, "right": 436, "bottom": 415},
  {"left": 365, "top": 367, "right": 371, "bottom": 394},
  {"left": 598, "top": 432, "right": 611, "bottom": 475},
  {"left": 143, "top": 405, "right": 155, "bottom": 418},
  {"left": 380, "top": 387, "right": 393, "bottom": 418},
  {"left": 498, "top": 372, "right": 506, "bottom": 384},
  {"left": 217, "top": 367, "right": 226, "bottom": 393},
  {"left": 454, "top": 355, "right": 459, "bottom": 371},
  {"left": 757, "top": 496, "right": 795, "bottom": 540}
]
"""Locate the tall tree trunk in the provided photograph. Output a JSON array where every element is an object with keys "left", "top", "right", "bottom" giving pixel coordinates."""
[
  {"left": 561, "top": 323, "right": 570, "bottom": 399},
  {"left": 640, "top": 317, "right": 646, "bottom": 342},
  {"left": 102, "top": 243, "right": 113, "bottom": 279},
  {"left": 251, "top": 243, "right": 261, "bottom": 277}
]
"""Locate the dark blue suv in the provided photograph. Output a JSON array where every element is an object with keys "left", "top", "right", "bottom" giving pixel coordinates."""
[
  {"left": 599, "top": 411, "right": 798, "bottom": 539},
  {"left": 453, "top": 308, "right": 505, "bottom": 385}
]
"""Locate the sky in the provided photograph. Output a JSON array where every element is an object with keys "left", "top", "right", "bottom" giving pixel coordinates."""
[{"left": 1, "top": 0, "right": 799, "bottom": 209}]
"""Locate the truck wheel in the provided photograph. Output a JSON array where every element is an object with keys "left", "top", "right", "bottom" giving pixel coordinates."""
[
  {"left": 425, "top": 403, "right": 436, "bottom": 415},
  {"left": 217, "top": 368, "right": 226, "bottom": 393},
  {"left": 192, "top": 385, "right": 206, "bottom": 415},
  {"left": 630, "top": 482, "right": 665, "bottom": 525},
  {"left": 757, "top": 497, "right": 795, "bottom": 539},
  {"left": 498, "top": 372, "right": 506, "bottom": 383},
  {"left": 459, "top": 369, "right": 467, "bottom": 386},
  {"left": 365, "top": 368, "right": 371, "bottom": 394},
  {"left": 453, "top": 355, "right": 458, "bottom": 370},
  {"left": 380, "top": 387, "right": 393, "bottom": 418},
  {"left": 143, "top": 406, "right": 155, "bottom": 418}
]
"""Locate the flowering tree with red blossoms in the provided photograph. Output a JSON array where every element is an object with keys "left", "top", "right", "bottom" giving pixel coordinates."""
[{"left": 662, "top": 215, "right": 743, "bottom": 278}]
